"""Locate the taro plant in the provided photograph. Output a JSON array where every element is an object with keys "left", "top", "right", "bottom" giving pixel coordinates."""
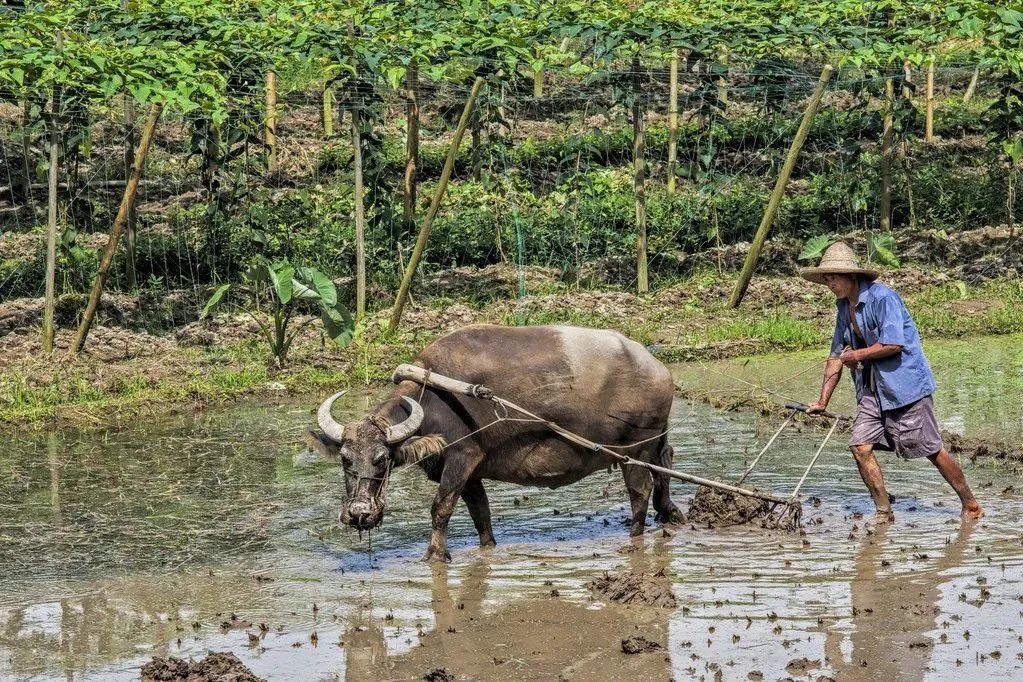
[{"left": 201, "top": 257, "right": 353, "bottom": 366}]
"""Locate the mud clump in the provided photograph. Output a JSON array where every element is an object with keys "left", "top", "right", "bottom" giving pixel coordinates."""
[
  {"left": 423, "top": 669, "right": 455, "bottom": 682},
  {"left": 785, "top": 657, "right": 822, "bottom": 675},
  {"left": 588, "top": 568, "right": 677, "bottom": 608},
  {"left": 687, "top": 485, "right": 798, "bottom": 529},
  {"left": 140, "top": 652, "right": 263, "bottom": 682},
  {"left": 621, "top": 635, "right": 663, "bottom": 654}
]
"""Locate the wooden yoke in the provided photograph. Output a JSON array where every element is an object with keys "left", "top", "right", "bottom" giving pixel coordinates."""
[{"left": 392, "top": 363, "right": 494, "bottom": 399}]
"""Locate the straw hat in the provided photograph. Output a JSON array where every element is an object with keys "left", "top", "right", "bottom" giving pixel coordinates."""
[{"left": 799, "top": 242, "right": 880, "bottom": 284}]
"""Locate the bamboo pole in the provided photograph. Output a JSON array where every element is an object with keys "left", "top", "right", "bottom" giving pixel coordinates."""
[
  {"left": 717, "top": 52, "right": 728, "bottom": 107},
  {"left": 42, "top": 91, "right": 60, "bottom": 354},
  {"left": 389, "top": 77, "right": 484, "bottom": 330},
  {"left": 925, "top": 59, "right": 935, "bottom": 142},
  {"left": 265, "top": 70, "right": 277, "bottom": 171},
  {"left": 901, "top": 60, "right": 913, "bottom": 101},
  {"left": 21, "top": 99, "right": 35, "bottom": 216},
  {"left": 403, "top": 64, "right": 419, "bottom": 234},
  {"left": 963, "top": 65, "right": 980, "bottom": 103},
  {"left": 121, "top": 0, "right": 136, "bottom": 290},
  {"left": 322, "top": 86, "right": 333, "bottom": 139},
  {"left": 880, "top": 77, "right": 894, "bottom": 233},
  {"left": 533, "top": 48, "right": 543, "bottom": 99},
  {"left": 667, "top": 49, "right": 679, "bottom": 194},
  {"left": 352, "top": 106, "right": 366, "bottom": 321},
  {"left": 72, "top": 104, "right": 162, "bottom": 354},
  {"left": 633, "top": 58, "right": 648, "bottom": 294},
  {"left": 728, "top": 64, "right": 834, "bottom": 309},
  {"left": 123, "top": 93, "right": 138, "bottom": 290}
]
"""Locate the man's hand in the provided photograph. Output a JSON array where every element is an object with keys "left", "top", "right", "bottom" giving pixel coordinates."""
[
  {"left": 838, "top": 348, "right": 861, "bottom": 369},
  {"left": 806, "top": 400, "right": 827, "bottom": 414}
]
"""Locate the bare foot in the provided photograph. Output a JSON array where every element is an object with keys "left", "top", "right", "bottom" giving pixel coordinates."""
[
  {"left": 873, "top": 509, "right": 895, "bottom": 525},
  {"left": 962, "top": 503, "right": 985, "bottom": 520}
]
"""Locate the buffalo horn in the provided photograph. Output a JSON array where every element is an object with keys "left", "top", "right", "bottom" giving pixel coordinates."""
[
  {"left": 316, "top": 391, "right": 347, "bottom": 442},
  {"left": 385, "top": 396, "right": 424, "bottom": 443}
]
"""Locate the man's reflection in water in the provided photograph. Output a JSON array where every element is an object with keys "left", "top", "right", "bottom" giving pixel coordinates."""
[{"left": 825, "top": 520, "right": 977, "bottom": 680}]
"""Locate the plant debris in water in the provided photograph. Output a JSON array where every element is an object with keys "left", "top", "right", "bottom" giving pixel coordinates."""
[
  {"left": 423, "top": 668, "right": 455, "bottom": 682},
  {"left": 687, "top": 485, "right": 801, "bottom": 531},
  {"left": 140, "top": 652, "right": 264, "bottom": 682},
  {"left": 588, "top": 568, "right": 677, "bottom": 607}
]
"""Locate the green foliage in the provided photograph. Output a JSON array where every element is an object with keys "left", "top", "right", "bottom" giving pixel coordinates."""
[
  {"left": 866, "top": 231, "right": 901, "bottom": 267},
  {"left": 798, "top": 235, "right": 837, "bottom": 262},
  {"left": 201, "top": 257, "right": 353, "bottom": 366}
]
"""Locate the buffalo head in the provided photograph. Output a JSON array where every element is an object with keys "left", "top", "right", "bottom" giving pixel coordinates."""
[{"left": 312, "top": 391, "right": 444, "bottom": 531}]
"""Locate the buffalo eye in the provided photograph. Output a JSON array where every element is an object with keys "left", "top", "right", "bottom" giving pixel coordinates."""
[{"left": 372, "top": 449, "right": 388, "bottom": 465}]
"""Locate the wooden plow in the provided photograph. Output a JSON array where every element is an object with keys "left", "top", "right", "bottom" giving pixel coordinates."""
[{"left": 391, "top": 364, "right": 852, "bottom": 530}]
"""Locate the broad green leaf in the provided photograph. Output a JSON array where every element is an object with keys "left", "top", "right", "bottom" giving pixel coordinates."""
[
  {"left": 320, "top": 304, "right": 354, "bottom": 346},
  {"left": 201, "top": 283, "right": 231, "bottom": 319},
  {"left": 798, "top": 235, "right": 836, "bottom": 262},
  {"left": 270, "top": 265, "right": 294, "bottom": 304},
  {"left": 295, "top": 267, "right": 337, "bottom": 306}
]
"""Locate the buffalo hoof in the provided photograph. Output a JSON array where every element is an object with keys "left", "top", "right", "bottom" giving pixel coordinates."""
[
  {"left": 422, "top": 546, "right": 452, "bottom": 563},
  {"left": 479, "top": 537, "right": 497, "bottom": 549},
  {"left": 629, "top": 522, "right": 646, "bottom": 537},
  {"left": 655, "top": 507, "right": 686, "bottom": 525}
]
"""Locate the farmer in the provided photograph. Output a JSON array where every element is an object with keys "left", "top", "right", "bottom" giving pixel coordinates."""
[{"left": 801, "top": 242, "right": 983, "bottom": 521}]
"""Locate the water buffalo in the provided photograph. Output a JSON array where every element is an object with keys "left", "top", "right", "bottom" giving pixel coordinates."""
[{"left": 310, "top": 324, "right": 684, "bottom": 562}]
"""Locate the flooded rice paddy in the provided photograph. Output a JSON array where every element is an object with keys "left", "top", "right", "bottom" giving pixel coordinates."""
[{"left": 2, "top": 335, "right": 1023, "bottom": 681}]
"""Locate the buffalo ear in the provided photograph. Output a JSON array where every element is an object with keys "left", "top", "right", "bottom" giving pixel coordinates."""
[
  {"left": 395, "top": 434, "right": 448, "bottom": 466},
  {"left": 305, "top": 429, "right": 339, "bottom": 458}
]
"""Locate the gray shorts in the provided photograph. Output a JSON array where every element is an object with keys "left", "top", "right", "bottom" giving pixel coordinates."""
[{"left": 850, "top": 394, "right": 943, "bottom": 460}]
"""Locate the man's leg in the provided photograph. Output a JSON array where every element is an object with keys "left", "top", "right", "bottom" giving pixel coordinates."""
[
  {"left": 851, "top": 443, "right": 895, "bottom": 522},
  {"left": 928, "top": 449, "right": 984, "bottom": 519}
]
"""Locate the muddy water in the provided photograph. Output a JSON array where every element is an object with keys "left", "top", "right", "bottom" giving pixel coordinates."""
[{"left": 2, "top": 337, "right": 1023, "bottom": 681}]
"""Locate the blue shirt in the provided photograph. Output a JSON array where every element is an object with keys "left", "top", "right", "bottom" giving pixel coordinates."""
[{"left": 829, "top": 280, "right": 936, "bottom": 411}]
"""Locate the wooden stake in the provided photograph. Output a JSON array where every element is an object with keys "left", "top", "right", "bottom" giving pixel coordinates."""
[
  {"left": 403, "top": 64, "right": 419, "bottom": 233},
  {"left": 389, "top": 77, "right": 484, "bottom": 330},
  {"left": 667, "top": 50, "right": 679, "bottom": 194},
  {"left": 265, "top": 70, "right": 277, "bottom": 171},
  {"left": 880, "top": 77, "right": 894, "bottom": 233},
  {"left": 728, "top": 65, "right": 834, "bottom": 309},
  {"left": 72, "top": 104, "right": 162, "bottom": 354},
  {"left": 352, "top": 106, "right": 366, "bottom": 321},
  {"left": 633, "top": 58, "right": 648, "bottom": 294},
  {"left": 925, "top": 59, "right": 935, "bottom": 142},
  {"left": 322, "top": 86, "right": 333, "bottom": 139},
  {"left": 42, "top": 92, "right": 60, "bottom": 354}
]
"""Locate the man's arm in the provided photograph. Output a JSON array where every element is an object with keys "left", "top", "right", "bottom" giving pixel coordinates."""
[
  {"left": 808, "top": 357, "right": 844, "bottom": 413},
  {"left": 838, "top": 342, "right": 903, "bottom": 368}
]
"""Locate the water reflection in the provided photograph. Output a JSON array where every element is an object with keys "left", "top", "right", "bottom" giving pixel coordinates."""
[{"left": 825, "top": 520, "right": 977, "bottom": 679}]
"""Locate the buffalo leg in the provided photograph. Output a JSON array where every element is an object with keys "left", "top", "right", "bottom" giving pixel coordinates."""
[
  {"left": 652, "top": 443, "right": 685, "bottom": 524},
  {"left": 622, "top": 463, "right": 654, "bottom": 536},
  {"left": 423, "top": 451, "right": 481, "bottom": 563},
  {"left": 461, "top": 478, "right": 496, "bottom": 548}
]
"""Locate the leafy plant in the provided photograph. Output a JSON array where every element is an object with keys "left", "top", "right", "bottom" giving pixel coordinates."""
[
  {"left": 201, "top": 258, "right": 353, "bottom": 366},
  {"left": 866, "top": 231, "right": 900, "bottom": 267},
  {"left": 798, "top": 234, "right": 837, "bottom": 262}
]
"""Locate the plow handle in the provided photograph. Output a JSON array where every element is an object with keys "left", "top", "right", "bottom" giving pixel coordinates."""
[{"left": 784, "top": 401, "right": 852, "bottom": 422}]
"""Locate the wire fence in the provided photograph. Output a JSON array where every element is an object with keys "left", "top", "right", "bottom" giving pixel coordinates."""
[{"left": 0, "top": 62, "right": 1017, "bottom": 314}]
